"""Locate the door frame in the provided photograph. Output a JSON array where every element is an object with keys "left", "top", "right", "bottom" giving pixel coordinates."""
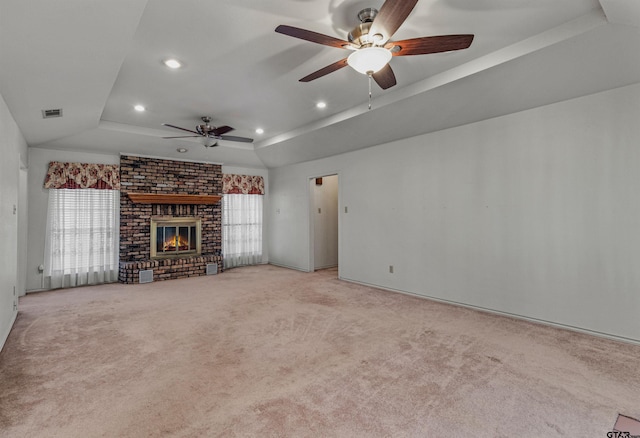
[{"left": 307, "top": 172, "right": 340, "bottom": 275}]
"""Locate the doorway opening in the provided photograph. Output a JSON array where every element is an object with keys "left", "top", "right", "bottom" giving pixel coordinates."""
[{"left": 309, "top": 174, "right": 339, "bottom": 275}]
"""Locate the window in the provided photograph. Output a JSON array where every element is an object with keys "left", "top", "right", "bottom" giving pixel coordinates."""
[
  {"left": 44, "top": 189, "right": 120, "bottom": 288},
  {"left": 222, "top": 194, "right": 262, "bottom": 268}
]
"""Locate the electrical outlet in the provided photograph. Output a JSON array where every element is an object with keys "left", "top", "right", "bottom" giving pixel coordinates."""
[
  {"left": 344, "top": 206, "right": 348, "bottom": 213},
  {"left": 389, "top": 265, "right": 394, "bottom": 274}
]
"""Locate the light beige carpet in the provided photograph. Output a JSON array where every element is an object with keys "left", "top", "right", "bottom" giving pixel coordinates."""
[{"left": 0, "top": 265, "right": 638, "bottom": 437}]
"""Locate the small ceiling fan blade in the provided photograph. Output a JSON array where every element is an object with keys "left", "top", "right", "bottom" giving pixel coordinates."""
[
  {"left": 387, "top": 34, "right": 474, "bottom": 56},
  {"left": 162, "top": 135, "right": 200, "bottom": 139},
  {"left": 161, "top": 123, "right": 201, "bottom": 135},
  {"left": 300, "top": 58, "right": 349, "bottom": 82},
  {"left": 275, "top": 25, "right": 351, "bottom": 49},
  {"left": 211, "top": 125, "right": 234, "bottom": 136},
  {"left": 369, "top": 0, "right": 419, "bottom": 43},
  {"left": 218, "top": 135, "right": 254, "bottom": 143},
  {"left": 372, "top": 64, "right": 397, "bottom": 90}
]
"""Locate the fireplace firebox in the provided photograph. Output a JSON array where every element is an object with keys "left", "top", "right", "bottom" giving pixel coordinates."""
[{"left": 150, "top": 216, "right": 201, "bottom": 259}]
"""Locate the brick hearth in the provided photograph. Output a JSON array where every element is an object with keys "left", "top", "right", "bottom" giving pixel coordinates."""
[{"left": 119, "top": 155, "right": 223, "bottom": 283}]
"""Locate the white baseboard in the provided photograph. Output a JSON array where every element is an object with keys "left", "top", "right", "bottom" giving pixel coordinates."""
[
  {"left": 268, "top": 261, "right": 311, "bottom": 273},
  {"left": 314, "top": 263, "right": 338, "bottom": 270},
  {"left": 339, "top": 276, "right": 640, "bottom": 346}
]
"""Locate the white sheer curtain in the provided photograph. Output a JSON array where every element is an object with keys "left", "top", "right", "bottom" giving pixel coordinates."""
[
  {"left": 222, "top": 194, "right": 263, "bottom": 268},
  {"left": 44, "top": 189, "right": 120, "bottom": 288}
]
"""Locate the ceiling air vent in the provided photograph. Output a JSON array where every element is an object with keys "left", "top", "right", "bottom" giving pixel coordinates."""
[{"left": 42, "top": 108, "right": 63, "bottom": 119}]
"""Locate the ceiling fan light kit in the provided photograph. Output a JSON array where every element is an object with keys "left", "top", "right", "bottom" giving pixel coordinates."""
[{"left": 347, "top": 46, "right": 392, "bottom": 75}]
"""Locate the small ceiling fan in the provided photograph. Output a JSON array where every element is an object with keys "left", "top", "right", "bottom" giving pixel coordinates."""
[
  {"left": 162, "top": 117, "right": 253, "bottom": 148},
  {"left": 275, "top": 0, "right": 474, "bottom": 90}
]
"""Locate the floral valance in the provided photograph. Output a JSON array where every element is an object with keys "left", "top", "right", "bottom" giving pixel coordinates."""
[
  {"left": 222, "top": 174, "right": 264, "bottom": 195},
  {"left": 44, "top": 162, "right": 120, "bottom": 190}
]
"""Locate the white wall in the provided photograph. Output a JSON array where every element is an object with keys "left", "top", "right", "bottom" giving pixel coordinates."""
[
  {"left": 0, "top": 93, "right": 28, "bottom": 351},
  {"left": 222, "top": 166, "right": 270, "bottom": 264},
  {"left": 312, "top": 175, "right": 338, "bottom": 270},
  {"left": 26, "top": 148, "right": 120, "bottom": 291},
  {"left": 268, "top": 82, "right": 640, "bottom": 343}
]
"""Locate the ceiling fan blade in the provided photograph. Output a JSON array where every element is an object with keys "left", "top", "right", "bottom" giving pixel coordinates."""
[
  {"left": 372, "top": 64, "right": 397, "bottom": 90},
  {"left": 300, "top": 58, "right": 349, "bottom": 82},
  {"left": 161, "top": 123, "right": 201, "bottom": 135},
  {"left": 211, "top": 125, "right": 234, "bottom": 136},
  {"left": 387, "top": 34, "right": 474, "bottom": 56},
  {"left": 369, "top": 0, "right": 419, "bottom": 43},
  {"left": 275, "top": 25, "right": 351, "bottom": 49},
  {"left": 162, "top": 135, "right": 200, "bottom": 139},
  {"left": 218, "top": 135, "right": 254, "bottom": 143}
]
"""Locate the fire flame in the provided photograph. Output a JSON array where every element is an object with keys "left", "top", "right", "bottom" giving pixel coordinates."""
[{"left": 163, "top": 235, "right": 190, "bottom": 252}]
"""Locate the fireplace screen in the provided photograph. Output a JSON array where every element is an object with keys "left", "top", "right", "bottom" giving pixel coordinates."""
[{"left": 150, "top": 217, "right": 201, "bottom": 258}]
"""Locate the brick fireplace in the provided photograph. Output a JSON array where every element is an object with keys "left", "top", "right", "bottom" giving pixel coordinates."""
[{"left": 118, "top": 155, "right": 223, "bottom": 283}]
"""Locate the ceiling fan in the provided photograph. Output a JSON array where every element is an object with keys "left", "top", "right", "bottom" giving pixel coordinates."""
[
  {"left": 275, "top": 0, "right": 474, "bottom": 90},
  {"left": 162, "top": 117, "right": 253, "bottom": 148}
]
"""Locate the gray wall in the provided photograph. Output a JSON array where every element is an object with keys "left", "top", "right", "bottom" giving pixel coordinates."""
[
  {"left": 268, "top": 82, "right": 640, "bottom": 343},
  {"left": 0, "top": 93, "right": 28, "bottom": 351}
]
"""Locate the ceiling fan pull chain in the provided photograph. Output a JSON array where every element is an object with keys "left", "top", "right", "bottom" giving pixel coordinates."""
[{"left": 368, "top": 72, "right": 373, "bottom": 110}]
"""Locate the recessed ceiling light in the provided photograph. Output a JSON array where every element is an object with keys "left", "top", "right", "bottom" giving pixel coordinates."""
[
  {"left": 134, "top": 104, "right": 145, "bottom": 112},
  {"left": 164, "top": 59, "right": 182, "bottom": 69},
  {"left": 316, "top": 102, "right": 327, "bottom": 109},
  {"left": 177, "top": 147, "right": 188, "bottom": 153},
  {"left": 255, "top": 128, "right": 264, "bottom": 135}
]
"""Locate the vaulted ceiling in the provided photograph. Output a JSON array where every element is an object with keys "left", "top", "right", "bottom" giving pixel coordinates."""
[{"left": 1, "top": 0, "right": 639, "bottom": 168}]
